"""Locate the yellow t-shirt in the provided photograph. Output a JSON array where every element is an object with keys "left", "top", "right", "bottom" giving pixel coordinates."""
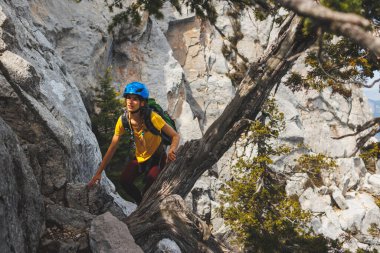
[{"left": 114, "top": 111, "right": 166, "bottom": 163}]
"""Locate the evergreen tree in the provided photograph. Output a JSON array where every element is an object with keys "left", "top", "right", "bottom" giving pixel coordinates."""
[{"left": 92, "top": 68, "right": 120, "bottom": 152}]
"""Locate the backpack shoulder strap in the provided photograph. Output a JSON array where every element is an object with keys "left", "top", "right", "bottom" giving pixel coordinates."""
[{"left": 143, "top": 108, "right": 160, "bottom": 136}]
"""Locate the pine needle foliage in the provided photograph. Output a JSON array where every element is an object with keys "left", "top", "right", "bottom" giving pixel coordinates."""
[
  {"left": 220, "top": 99, "right": 328, "bottom": 253},
  {"left": 106, "top": 0, "right": 190, "bottom": 31},
  {"left": 286, "top": 0, "right": 380, "bottom": 98},
  {"left": 285, "top": 34, "right": 380, "bottom": 98},
  {"left": 223, "top": 4, "right": 249, "bottom": 87},
  {"left": 103, "top": 0, "right": 277, "bottom": 31}
]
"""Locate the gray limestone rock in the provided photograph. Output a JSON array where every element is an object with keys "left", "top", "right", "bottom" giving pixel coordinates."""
[
  {"left": 0, "top": 117, "right": 44, "bottom": 253},
  {"left": 89, "top": 212, "right": 143, "bottom": 253},
  {"left": 335, "top": 158, "right": 367, "bottom": 192},
  {"left": 331, "top": 186, "right": 349, "bottom": 210},
  {"left": 299, "top": 187, "right": 332, "bottom": 213},
  {"left": 39, "top": 239, "right": 80, "bottom": 253},
  {"left": 45, "top": 204, "right": 94, "bottom": 230},
  {"left": 0, "top": 0, "right": 102, "bottom": 198},
  {"left": 368, "top": 174, "right": 380, "bottom": 190},
  {"left": 0, "top": 50, "right": 40, "bottom": 98},
  {"left": 312, "top": 207, "right": 345, "bottom": 240},
  {"left": 28, "top": 0, "right": 115, "bottom": 101},
  {"left": 286, "top": 173, "right": 309, "bottom": 196},
  {"left": 66, "top": 183, "right": 90, "bottom": 212},
  {"left": 40, "top": 204, "right": 95, "bottom": 252},
  {"left": 339, "top": 195, "right": 368, "bottom": 232},
  {"left": 155, "top": 238, "right": 182, "bottom": 253},
  {"left": 186, "top": 176, "right": 213, "bottom": 223}
]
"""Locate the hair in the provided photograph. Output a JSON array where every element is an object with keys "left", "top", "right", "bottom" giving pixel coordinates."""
[{"left": 124, "top": 93, "right": 146, "bottom": 101}]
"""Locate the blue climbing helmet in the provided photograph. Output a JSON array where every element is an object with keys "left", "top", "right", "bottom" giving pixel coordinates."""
[{"left": 123, "top": 82, "right": 149, "bottom": 100}]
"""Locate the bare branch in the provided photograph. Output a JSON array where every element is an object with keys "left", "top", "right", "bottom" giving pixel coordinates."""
[
  {"left": 333, "top": 117, "right": 380, "bottom": 140},
  {"left": 332, "top": 118, "right": 380, "bottom": 155},
  {"left": 352, "top": 126, "right": 380, "bottom": 155},
  {"left": 332, "top": 131, "right": 360, "bottom": 139},
  {"left": 363, "top": 78, "right": 380, "bottom": 88}
]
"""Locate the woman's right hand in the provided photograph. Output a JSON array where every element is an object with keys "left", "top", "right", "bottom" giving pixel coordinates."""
[{"left": 87, "top": 134, "right": 121, "bottom": 188}]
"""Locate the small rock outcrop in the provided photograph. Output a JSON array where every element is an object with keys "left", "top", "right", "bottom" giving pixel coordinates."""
[{"left": 89, "top": 212, "right": 143, "bottom": 253}]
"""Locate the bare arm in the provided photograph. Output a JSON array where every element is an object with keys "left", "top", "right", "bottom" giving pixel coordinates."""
[
  {"left": 161, "top": 124, "right": 180, "bottom": 161},
  {"left": 88, "top": 134, "right": 121, "bottom": 187}
]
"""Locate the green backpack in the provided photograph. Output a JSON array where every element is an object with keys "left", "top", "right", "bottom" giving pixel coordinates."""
[{"left": 121, "top": 98, "right": 177, "bottom": 146}]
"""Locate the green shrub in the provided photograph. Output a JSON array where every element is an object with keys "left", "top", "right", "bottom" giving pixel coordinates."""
[
  {"left": 294, "top": 153, "right": 337, "bottom": 187},
  {"left": 360, "top": 142, "right": 380, "bottom": 173},
  {"left": 221, "top": 98, "right": 329, "bottom": 252}
]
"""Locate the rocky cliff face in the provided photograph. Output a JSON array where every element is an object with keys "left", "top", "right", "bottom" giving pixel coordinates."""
[
  {"left": 0, "top": 1, "right": 138, "bottom": 252},
  {"left": 0, "top": 0, "right": 379, "bottom": 252},
  {"left": 0, "top": 117, "right": 43, "bottom": 253}
]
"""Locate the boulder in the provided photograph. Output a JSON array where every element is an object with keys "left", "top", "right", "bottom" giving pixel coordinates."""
[
  {"left": 338, "top": 195, "right": 368, "bottom": 232},
  {"left": 45, "top": 204, "right": 94, "bottom": 230},
  {"left": 368, "top": 174, "right": 380, "bottom": 189},
  {"left": 155, "top": 238, "right": 182, "bottom": 253},
  {"left": 362, "top": 173, "right": 380, "bottom": 195},
  {"left": 312, "top": 207, "right": 345, "bottom": 240},
  {"left": 299, "top": 187, "right": 331, "bottom": 213},
  {"left": 89, "top": 212, "right": 143, "bottom": 253},
  {"left": 66, "top": 182, "right": 137, "bottom": 218},
  {"left": 331, "top": 186, "right": 348, "bottom": 210},
  {"left": 285, "top": 173, "right": 308, "bottom": 196},
  {"left": 334, "top": 158, "right": 367, "bottom": 191}
]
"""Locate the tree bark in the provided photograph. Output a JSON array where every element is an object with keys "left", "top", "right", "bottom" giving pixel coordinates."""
[
  {"left": 125, "top": 194, "right": 227, "bottom": 253},
  {"left": 126, "top": 14, "right": 317, "bottom": 252}
]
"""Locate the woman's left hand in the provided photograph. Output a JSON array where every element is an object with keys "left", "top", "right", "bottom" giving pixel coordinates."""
[{"left": 167, "top": 148, "right": 176, "bottom": 161}]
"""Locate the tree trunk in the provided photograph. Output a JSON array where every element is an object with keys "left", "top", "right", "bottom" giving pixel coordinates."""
[{"left": 126, "top": 14, "right": 316, "bottom": 252}]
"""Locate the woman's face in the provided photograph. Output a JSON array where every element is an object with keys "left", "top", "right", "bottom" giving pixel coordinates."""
[{"left": 125, "top": 94, "right": 145, "bottom": 112}]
